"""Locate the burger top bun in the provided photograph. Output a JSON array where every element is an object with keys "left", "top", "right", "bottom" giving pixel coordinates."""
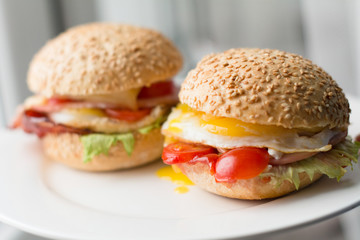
[
  {"left": 179, "top": 48, "right": 349, "bottom": 130},
  {"left": 28, "top": 23, "right": 183, "bottom": 97}
]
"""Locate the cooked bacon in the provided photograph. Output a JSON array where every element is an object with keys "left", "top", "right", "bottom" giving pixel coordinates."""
[
  {"left": 269, "top": 152, "right": 317, "bottom": 165},
  {"left": 329, "top": 130, "right": 347, "bottom": 145},
  {"left": 19, "top": 110, "right": 91, "bottom": 138},
  {"left": 11, "top": 106, "right": 24, "bottom": 129},
  {"left": 269, "top": 130, "right": 347, "bottom": 165}
]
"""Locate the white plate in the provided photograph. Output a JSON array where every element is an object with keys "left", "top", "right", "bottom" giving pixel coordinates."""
[{"left": 0, "top": 97, "right": 359, "bottom": 240}]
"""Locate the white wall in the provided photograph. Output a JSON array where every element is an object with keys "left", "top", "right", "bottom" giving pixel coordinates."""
[
  {"left": 353, "top": 0, "right": 360, "bottom": 96},
  {"left": 94, "top": 0, "right": 175, "bottom": 36},
  {"left": 301, "top": 0, "right": 358, "bottom": 96},
  {"left": 59, "top": 0, "right": 96, "bottom": 28},
  {"left": 0, "top": 0, "right": 57, "bottom": 125}
]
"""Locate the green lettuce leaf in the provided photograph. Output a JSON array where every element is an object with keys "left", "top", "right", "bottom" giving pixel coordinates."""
[
  {"left": 259, "top": 138, "right": 360, "bottom": 189},
  {"left": 79, "top": 116, "right": 166, "bottom": 163},
  {"left": 80, "top": 133, "right": 135, "bottom": 163},
  {"left": 138, "top": 116, "right": 166, "bottom": 134}
]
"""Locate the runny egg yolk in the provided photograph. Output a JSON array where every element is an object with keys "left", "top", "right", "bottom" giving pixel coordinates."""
[
  {"left": 156, "top": 165, "right": 194, "bottom": 194},
  {"left": 168, "top": 104, "right": 296, "bottom": 137}
]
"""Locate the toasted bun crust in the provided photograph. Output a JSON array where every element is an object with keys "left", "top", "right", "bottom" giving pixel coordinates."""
[
  {"left": 28, "top": 23, "right": 183, "bottom": 97},
  {"left": 42, "top": 129, "right": 163, "bottom": 171},
  {"left": 180, "top": 48, "right": 349, "bottom": 129},
  {"left": 178, "top": 162, "right": 323, "bottom": 200}
]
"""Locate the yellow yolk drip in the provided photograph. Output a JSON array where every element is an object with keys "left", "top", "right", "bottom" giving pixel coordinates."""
[
  {"left": 175, "top": 186, "right": 189, "bottom": 194},
  {"left": 168, "top": 104, "right": 297, "bottom": 137},
  {"left": 156, "top": 165, "right": 194, "bottom": 194}
]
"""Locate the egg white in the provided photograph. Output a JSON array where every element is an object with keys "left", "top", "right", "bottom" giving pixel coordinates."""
[
  {"left": 50, "top": 105, "right": 168, "bottom": 133},
  {"left": 162, "top": 108, "right": 339, "bottom": 153}
]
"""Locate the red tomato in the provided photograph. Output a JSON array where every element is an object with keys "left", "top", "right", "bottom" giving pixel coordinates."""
[
  {"left": 24, "top": 109, "right": 47, "bottom": 118},
  {"left": 162, "top": 142, "right": 216, "bottom": 164},
  {"left": 105, "top": 108, "right": 151, "bottom": 122},
  {"left": 215, "top": 147, "right": 269, "bottom": 182},
  {"left": 190, "top": 153, "right": 219, "bottom": 174},
  {"left": 138, "top": 81, "right": 175, "bottom": 99}
]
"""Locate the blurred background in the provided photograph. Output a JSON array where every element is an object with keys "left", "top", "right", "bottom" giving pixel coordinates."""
[{"left": 0, "top": 0, "right": 359, "bottom": 239}]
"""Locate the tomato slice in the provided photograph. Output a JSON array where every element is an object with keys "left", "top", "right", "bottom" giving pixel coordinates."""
[
  {"left": 24, "top": 109, "right": 47, "bottom": 118},
  {"left": 138, "top": 81, "right": 175, "bottom": 99},
  {"left": 105, "top": 108, "right": 151, "bottom": 122},
  {"left": 162, "top": 142, "right": 216, "bottom": 164},
  {"left": 162, "top": 142, "right": 270, "bottom": 181},
  {"left": 215, "top": 147, "right": 269, "bottom": 182}
]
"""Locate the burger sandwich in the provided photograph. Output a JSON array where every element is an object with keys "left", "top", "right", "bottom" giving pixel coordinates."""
[
  {"left": 13, "top": 23, "right": 183, "bottom": 171},
  {"left": 161, "top": 48, "right": 359, "bottom": 199}
]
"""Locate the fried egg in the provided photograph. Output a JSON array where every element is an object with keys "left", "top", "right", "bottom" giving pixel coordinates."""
[
  {"left": 50, "top": 105, "right": 168, "bottom": 133},
  {"left": 161, "top": 104, "right": 340, "bottom": 153}
]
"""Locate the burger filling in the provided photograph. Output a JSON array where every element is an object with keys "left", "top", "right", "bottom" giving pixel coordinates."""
[
  {"left": 161, "top": 104, "right": 360, "bottom": 189},
  {"left": 13, "top": 80, "right": 178, "bottom": 162}
]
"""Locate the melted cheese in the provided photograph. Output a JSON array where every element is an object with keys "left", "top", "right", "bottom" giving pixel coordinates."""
[{"left": 68, "top": 88, "right": 141, "bottom": 109}]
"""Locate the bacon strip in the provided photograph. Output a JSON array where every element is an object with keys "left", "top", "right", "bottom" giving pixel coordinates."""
[
  {"left": 19, "top": 110, "right": 91, "bottom": 138},
  {"left": 269, "top": 130, "right": 347, "bottom": 165},
  {"left": 269, "top": 152, "right": 317, "bottom": 165}
]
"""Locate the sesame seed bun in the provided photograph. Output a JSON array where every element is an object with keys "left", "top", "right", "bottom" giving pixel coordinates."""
[
  {"left": 180, "top": 48, "right": 349, "bottom": 129},
  {"left": 42, "top": 129, "right": 163, "bottom": 171},
  {"left": 28, "top": 23, "right": 183, "bottom": 97},
  {"left": 178, "top": 162, "right": 323, "bottom": 200}
]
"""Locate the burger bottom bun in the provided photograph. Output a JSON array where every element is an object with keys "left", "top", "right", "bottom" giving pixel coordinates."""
[
  {"left": 178, "top": 162, "right": 323, "bottom": 200},
  {"left": 42, "top": 129, "right": 164, "bottom": 172}
]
